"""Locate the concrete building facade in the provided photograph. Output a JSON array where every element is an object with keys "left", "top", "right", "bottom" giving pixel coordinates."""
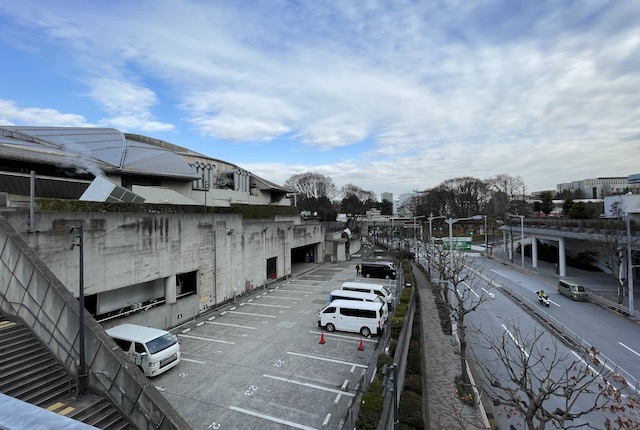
[{"left": 1, "top": 209, "right": 326, "bottom": 330}]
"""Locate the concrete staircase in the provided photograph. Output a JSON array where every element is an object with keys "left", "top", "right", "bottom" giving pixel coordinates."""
[{"left": 0, "top": 316, "right": 132, "bottom": 430}]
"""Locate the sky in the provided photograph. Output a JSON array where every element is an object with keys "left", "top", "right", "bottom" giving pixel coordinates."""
[{"left": 0, "top": 1, "right": 639, "bottom": 199}]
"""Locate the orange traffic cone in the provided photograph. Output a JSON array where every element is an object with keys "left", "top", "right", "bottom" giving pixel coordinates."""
[
  {"left": 319, "top": 332, "right": 326, "bottom": 344},
  {"left": 358, "top": 339, "right": 365, "bottom": 351}
]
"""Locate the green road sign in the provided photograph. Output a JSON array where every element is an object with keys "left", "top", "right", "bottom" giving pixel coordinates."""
[{"left": 442, "top": 237, "right": 472, "bottom": 251}]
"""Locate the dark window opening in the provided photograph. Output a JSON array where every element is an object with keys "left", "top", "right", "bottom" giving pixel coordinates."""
[
  {"left": 177, "top": 271, "right": 197, "bottom": 298},
  {"left": 267, "top": 257, "right": 277, "bottom": 279}
]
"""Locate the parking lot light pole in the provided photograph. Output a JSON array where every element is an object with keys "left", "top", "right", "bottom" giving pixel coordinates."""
[{"left": 70, "top": 224, "right": 86, "bottom": 397}]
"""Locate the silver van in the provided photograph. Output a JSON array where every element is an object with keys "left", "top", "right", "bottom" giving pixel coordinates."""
[
  {"left": 558, "top": 279, "right": 588, "bottom": 301},
  {"left": 328, "top": 289, "right": 389, "bottom": 322},
  {"left": 341, "top": 282, "right": 394, "bottom": 307},
  {"left": 106, "top": 323, "right": 181, "bottom": 377}
]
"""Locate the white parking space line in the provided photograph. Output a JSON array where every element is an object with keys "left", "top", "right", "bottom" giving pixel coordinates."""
[
  {"left": 242, "top": 302, "right": 290, "bottom": 308},
  {"left": 178, "top": 334, "right": 235, "bottom": 344},
  {"left": 287, "top": 351, "right": 368, "bottom": 368},
  {"left": 263, "top": 374, "right": 356, "bottom": 397},
  {"left": 227, "top": 310, "right": 276, "bottom": 318},
  {"left": 181, "top": 357, "right": 206, "bottom": 364},
  {"left": 229, "top": 406, "right": 317, "bottom": 430},
  {"left": 260, "top": 295, "right": 304, "bottom": 300},
  {"left": 273, "top": 289, "right": 312, "bottom": 293},
  {"left": 205, "top": 321, "right": 256, "bottom": 330}
]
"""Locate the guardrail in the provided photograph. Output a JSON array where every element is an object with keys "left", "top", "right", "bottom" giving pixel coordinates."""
[{"left": 588, "top": 292, "right": 640, "bottom": 320}]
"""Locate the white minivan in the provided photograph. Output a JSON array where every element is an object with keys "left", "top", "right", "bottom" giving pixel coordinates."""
[
  {"left": 106, "top": 323, "right": 181, "bottom": 377},
  {"left": 341, "top": 282, "right": 394, "bottom": 307},
  {"left": 318, "top": 299, "right": 384, "bottom": 337},
  {"left": 328, "top": 289, "right": 389, "bottom": 322}
]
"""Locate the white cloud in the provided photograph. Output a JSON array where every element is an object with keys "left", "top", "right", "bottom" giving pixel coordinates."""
[
  {"left": 1, "top": 1, "right": 639, "bottom": 195},
  {"left": 0, "top": 99, "right": 92, "bottom": 127},
  {"left": 87, "top": 78, "right": 175, "bottom": 133}
]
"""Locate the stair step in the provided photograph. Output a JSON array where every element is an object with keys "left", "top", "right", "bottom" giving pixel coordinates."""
[
  {"left": 69, "top": 399, "right": 111, "bottom": 422},
  {"left": 0, "top": 338, "right": 46, "bottom": 361},
  {"left": 28, "top": 383, "right": 77, "bottom": 408},
  {"left": 0, "top": 327, "right": 31, "bottom": 343},
  {"left": 90, "top": 409, "right": 124, "bottom": 428},
  {"left": 0, "top": 357, "right": 61, "bottom": 387},
  {"left": 0, "top": 314, "right": 131, "bottom": 429},
  {"left": 106, "top": 421, "right": 131, "bottom": 430},
  {"left": 0, "top": 352, "right": 53, "bottom": 379},
  {"left": 6, "top": 370, "right": 72, "bottom": 399}
]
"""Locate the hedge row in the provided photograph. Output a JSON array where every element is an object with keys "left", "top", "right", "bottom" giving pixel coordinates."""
[
  {"left": 354, "top": 260, "right": 425, "bottom": 429},
  {"left": 35, "top": 198, "right": 300, "bottom": 217}
]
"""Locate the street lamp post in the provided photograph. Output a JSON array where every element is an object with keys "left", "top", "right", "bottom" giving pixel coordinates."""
[
  {"left": 427, "top": 213, "right": 446, "bottom": 275},
  {"left": 509, "top": 214, "right": 525, "bottom": 268},
  {"left": 481, "top": 215, "right": 488, "bottom": 253},
  {"left": 626, "top": 211, "right": 637, "bottom": 314},
  {"left": 445, "top": 215, "right": 483, "bottom": 280},
  {"left": 413, "top": 215, "right": 425, "bottom": 264}
]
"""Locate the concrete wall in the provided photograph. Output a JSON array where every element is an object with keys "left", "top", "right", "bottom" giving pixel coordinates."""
[
  {"left": 2, "top": 211, "right": 325, "bottom": 329},
  {"left": 0, "top": 216, "right": 191, "bottom": 430}
]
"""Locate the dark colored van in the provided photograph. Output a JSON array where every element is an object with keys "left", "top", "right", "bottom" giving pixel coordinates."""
[{"left": 360, "top": 260, "right": 396, "bottom": 279}]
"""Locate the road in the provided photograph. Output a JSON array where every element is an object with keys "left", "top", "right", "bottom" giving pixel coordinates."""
[{"left": 460, "top": 255, "right": 640, "bottom": 429}]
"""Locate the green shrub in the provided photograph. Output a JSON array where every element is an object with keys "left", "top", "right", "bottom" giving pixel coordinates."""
[
  {"left": 398, "top": 390, "right": 424, "bottom": 429},
  {"left": 404, "top": 374, "right": 422, "bottom": 394},
  {"left": 377, "top": 353, "right": 393, "bottom": 372},
  {"left": 355, "top": 390, "right": 384, "bottom": 430},
  {"left": 395, "top": 302, "right": 408, "bottom": 318},
  {"left": 406, "top": 349, "right": 421, "bottom": 375},
  {"left": 388, "top": 339, "right": 397, "bottom": 356}
]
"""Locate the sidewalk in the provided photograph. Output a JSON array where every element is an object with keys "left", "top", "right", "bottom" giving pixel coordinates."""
[{"left": 412, "top": 263, "right": 481, "bottom": 430}]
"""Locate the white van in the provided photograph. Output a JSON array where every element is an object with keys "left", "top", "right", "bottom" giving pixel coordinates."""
[
  {"left": 318, "top": 300, "right": 384, "bottom": 337},
  {"left": 341, "top": 282, "right": 394, "bottom": 307},
  {"left": 328, "top": 289, "right": 389, "bottom": 321},
  {"left": 106, "top": 323, "right": 181, "bottom": 377}
]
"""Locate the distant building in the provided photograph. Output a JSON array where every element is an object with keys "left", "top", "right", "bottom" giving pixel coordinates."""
[
  {"left": 556, "top": 175, "right": 640, "bottom": 199},
  {"left": 381, "top": 192, "right": 393, "bottom": 203}
]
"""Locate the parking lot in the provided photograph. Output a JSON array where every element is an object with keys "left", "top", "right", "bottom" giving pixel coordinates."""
[{"left": 154, "top": 260, "right": 397, "bottom": 429}]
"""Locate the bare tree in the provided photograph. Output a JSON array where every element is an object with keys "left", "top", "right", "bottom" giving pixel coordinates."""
[
  {"left": 432, "top": 247, "right": 494, "bottom": 386},
  {"left": 473, "top": 321, "right": 640, "bottom": 430},
  {"left": 340, "top": 183, "right": 377, "bottom": 203},
  {"left": 488, "top": 173, "right": 525, "bottom": 201},
  {"left": 440, "top": 177, "right": 491, "bottom": 219},
  {"left": 589, "top": 219, "right": 639, "bottom": 304},
  {"left": 284, "top": 172, "right": 338, "bottom": 210}
]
